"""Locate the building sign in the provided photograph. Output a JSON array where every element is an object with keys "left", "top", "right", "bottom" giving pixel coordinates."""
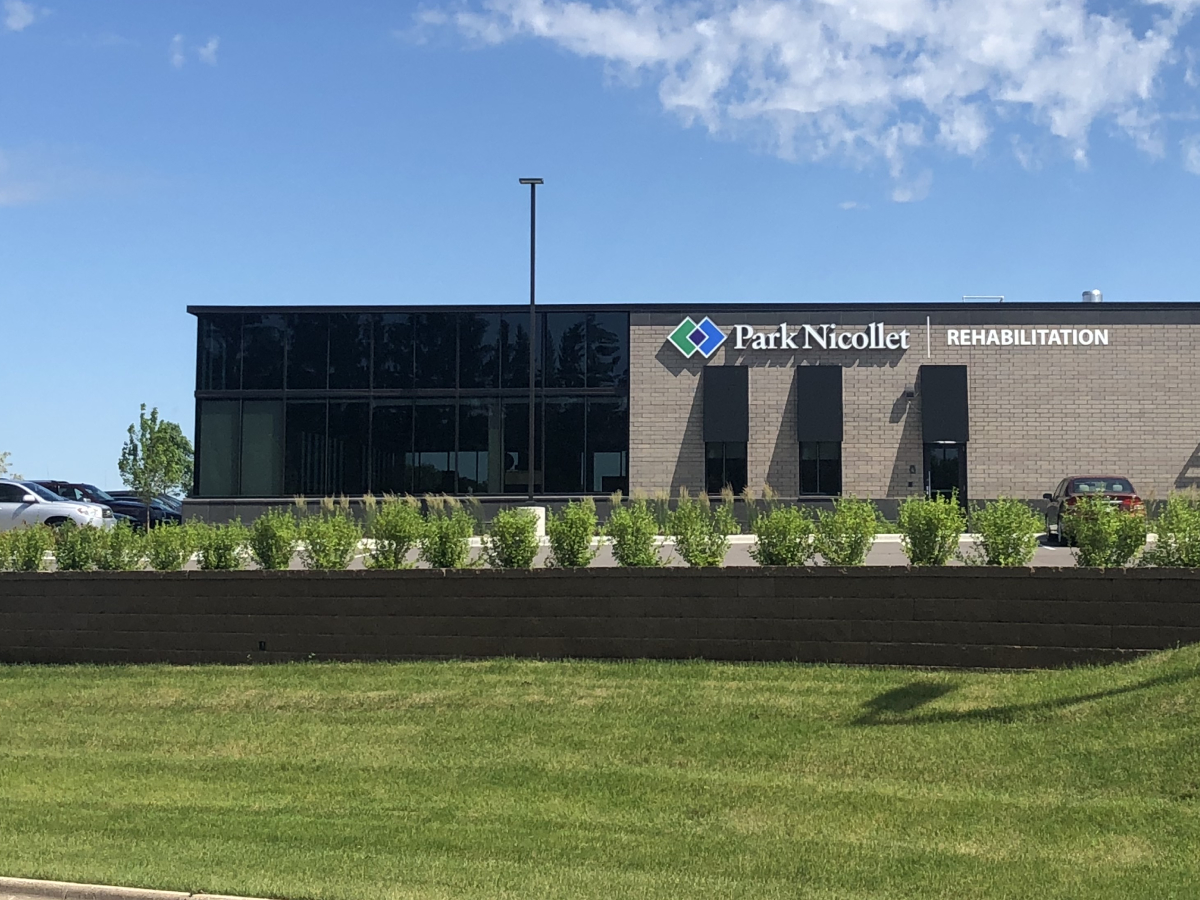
[
  {"left": 668, "top": 318, "right": 910, "bottom": 356},
  {"left": 668, "top": 317, "right": 727, "bottom": 358},
  {"left": 946, "top": 328, "right": 1110, "bottom": 347}
]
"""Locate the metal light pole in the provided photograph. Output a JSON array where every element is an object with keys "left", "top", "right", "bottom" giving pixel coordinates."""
[{"left": 518, "top": 178, "right": 543, "bottom": 501}]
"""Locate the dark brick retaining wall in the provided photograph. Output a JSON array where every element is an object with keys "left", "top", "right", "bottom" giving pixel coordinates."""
[{"left": 2, "top": 568, "right": 1200, "bottom": 668}]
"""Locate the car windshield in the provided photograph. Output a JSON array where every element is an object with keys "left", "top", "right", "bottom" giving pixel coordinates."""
[
  {"left": 1070, "top": 478, "right": 1135, "bottom": 494},
  {"left": 82, "top": 484, "right": 115, "bottom": 502},
  {"left": 20, "top": 482, "right": 67, "bottom": 502}
]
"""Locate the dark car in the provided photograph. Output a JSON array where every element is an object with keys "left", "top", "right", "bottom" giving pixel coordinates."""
[
  {"left": 1043, "top": 476, "right": 1144, "bottom": 543},
  {"left": 34, "top": 481, "right": 183, "bottom": 529}
]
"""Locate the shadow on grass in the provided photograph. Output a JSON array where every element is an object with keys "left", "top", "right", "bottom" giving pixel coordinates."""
[{"left": 854, "top": 667, "right": 1200, "bottom": 727}]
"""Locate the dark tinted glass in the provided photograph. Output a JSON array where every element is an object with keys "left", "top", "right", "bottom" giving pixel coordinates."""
[
  {"left": 500, "top": 313, "right": 538, "bottom": 389},
  {"left": 371, "top": 403, "right": 412, "bottom": 494},
  {"left": 800, "top": 441, "right": 840, "bottom": 495},
  {"left": 284, "top": 401, "right": 326, "bottom": 495},
  {"left": 412, "top": 401, "right": 456, "bottom": 493},
  {"left": 705, "top": 442, "right": 747, "bottom": 494},
  {"left": 1069, "top": 478, "right": 1134, "bottom": 494},
  {"left": 328, "top": 313, "right": 372, "bottom": 390},
  {"left": 287, "top": 314, "right": 328, "bottom": 390},
  {"left": 458, "top": 313, "right": 500, "bottom": 390},
  {"left": 587, "top": 312, "right": 628, "bottom": 389},
  {"left": 587, "top": 397, "right": 629, "bottom": 493},
  {"left": 374, "top": 314, "right": 413, "bottom": 390},
  {"left": 241, "top": 314, "right": 286, "bottom": 389},
  {"left": 198, "top": 400, "right": 239, "bottom": 497},
  {"left": 723, "top": 442, "right": 748, "bottom": 494},
  {"left": 414, "top": 312, "right": 457, "bottom": 389},
  {"left": 502, "top": 400, "right": 540, "bottom": 493},
  {"left": 328, "top": 402, "right": 369, "bottom": 495},
  {"left": 544, "top": 398, "right": 585, "bottom": 492},
  {"left": 198, "top": 315, "right": 241, "bottom": 391},
  {"left": 459, "top": 399, "right": 502, "bottom": 493},
  {"left": 241, "top": 400, "right": 284, "bottom": 496},
  {"left": 544, "top": 312, "right": 586, "bottom": 388}
]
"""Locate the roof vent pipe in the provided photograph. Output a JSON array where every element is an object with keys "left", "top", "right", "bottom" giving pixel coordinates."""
[{"left": 1082, "top": 289, "right": 1103, "bottom": 303}]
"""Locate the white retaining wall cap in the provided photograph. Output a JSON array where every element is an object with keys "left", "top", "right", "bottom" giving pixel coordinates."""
[{"left": 0, "top": 877, "right": 275, "bottom": 900}]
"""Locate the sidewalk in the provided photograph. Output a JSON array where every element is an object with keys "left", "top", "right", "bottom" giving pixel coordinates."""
[{"left": 0, "top": 876, "right": 272, "bottom": 900}]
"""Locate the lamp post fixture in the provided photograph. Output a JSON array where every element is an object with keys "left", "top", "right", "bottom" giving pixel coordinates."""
[{"left": 518, "top": 178, "right": 543, "bottom": 502}]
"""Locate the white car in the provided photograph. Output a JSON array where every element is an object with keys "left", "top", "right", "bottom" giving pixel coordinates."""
[{"left": 0, "top": 479, "right": 114, "bottom": 531}]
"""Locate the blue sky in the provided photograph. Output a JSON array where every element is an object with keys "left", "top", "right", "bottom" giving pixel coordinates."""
[{"left": 2, "top": 0, "right": 1199, "bottom": 487}]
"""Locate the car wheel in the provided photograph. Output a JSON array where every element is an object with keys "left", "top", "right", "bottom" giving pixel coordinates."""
[
  {"left": 1057, "top": 515, "right": 1070, "bottom": 547},
  {"left": 43, "top": 517, "right": 69, "bottom": 528}
]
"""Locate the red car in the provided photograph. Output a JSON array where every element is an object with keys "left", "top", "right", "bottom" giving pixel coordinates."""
[{"left": 1043, "top": 476, "right": 1144, "bottom": 544}]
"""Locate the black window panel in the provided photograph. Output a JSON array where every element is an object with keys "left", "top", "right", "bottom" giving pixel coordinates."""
[
  {"left": 544, "top": 398, "right": 585, "bottom": 492},
  {"left": 800, "top": 441, "right": 841, "bottom": 495},
  {"left": 414, "top": 312, "right": 457, "bottom": 390},
  {"left": 500, "top": 313, "right": 539, "bottom": 389},
  {"left": 284, "top": 401, "right": 327, "bottom": 495},
  {"left": 198, "top": 400, "right": 240, "bottom": 497},
  {"left": 544, "top": 312, "right": 586, "bottom": 388},
  {"left": 413, "top": 401, "right": 456, "bottom": 493},
  {"left": 458, "top": 313, "right": 500, "bottom": 390},
  {"left": 795, "top": 366, "right": 843, "bottom": 441},
  {"left": 328, "top": 402, "right": 369, "bottom": 495},
  {"left": 705, "top": 442, "right": 747, "bottom": 494},
  {"left": 502, "top": 400, "right": 541, "bottom": 493},
  {"left": 328, "top": 313, "right": 372, "bottom": 390},
  {"left": 287, "top": 313, "right": 328, "bottom": 390},
  {"left": 703, "top": 366, "right": 749, "bottom": 442},
  {"left": 374, "top": 314, "right": 413, "bottom": 390},
  {"left": 458, "top": 399, "right": 503, "bottom": 493},
  {"left": 198, "top": 315, "right": 241, "bottom": 391},
  {"left": 920, "top": 365, "right": 969, "bottom": 442},
  {"left": 586, "top": 312, "right": 628, "bottom": 389},
  {"left": 371, "top": 403, "right": 412, "bottom": 495},
  {"left": 587, "top": 397, "right": 629, "bottom": 493},
  {"left": 241, "top": 314, "right": 286, "bottom": 390},
  {"left": 241, "top": 400, "right": 284, "bottom": 496}
]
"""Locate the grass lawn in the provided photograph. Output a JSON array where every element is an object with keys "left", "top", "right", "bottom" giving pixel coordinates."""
[{"left": 2, "top": 649, "right": 1199, "bottom": 900}]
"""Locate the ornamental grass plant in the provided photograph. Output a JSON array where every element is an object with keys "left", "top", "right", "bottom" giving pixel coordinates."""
[
  {"left": 481, "top": 507, "right": 541, "bottom": 569},
  {"left": 897, "top": 493, "right": 966, "bottom": 566},
  {"left": 814, "top": 497, "right": 879, "bottom": 566},
  {"left": 546, "top": 498, "right": 599, "bottom": 568}
]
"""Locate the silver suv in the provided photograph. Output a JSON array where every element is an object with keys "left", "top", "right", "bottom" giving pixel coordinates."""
[{"left": 0, "top": 479, "right": 114, "bottom": 531}]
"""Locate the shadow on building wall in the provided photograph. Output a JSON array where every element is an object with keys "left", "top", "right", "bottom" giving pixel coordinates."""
[
  {"left": 887, "top": 390, "right": 923, "bottom": 499},
  {"left": 1175, "top": 445, "right": 1200, "bottom": 491},
  {"left": 766, "top": 373, "right": 800, "bottom": 494}
]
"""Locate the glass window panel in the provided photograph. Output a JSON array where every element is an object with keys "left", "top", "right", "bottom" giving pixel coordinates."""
[
  {"left": 458, "top": 313, "right": 500, "bottom": 390},
  {"left": 502, "top": 400, "right": 541, "bottom": 493},
  {"left": 198, "top": 315, "right": 241, "bottom": 391},
  {"left": 371, "top": 403, "right": 412, "bottom": 495},
  {"left": 373, "top": 313, "right": 413, "bottom": 390},
  {"left": 544, "top": 399, "right": 585, "bottom": 493},
  {"left": 328, "top": 313, "right": 372, "bottom": 390},
  {"left": 705, "top": 442, "right": 725, "bottom": 495},
  {"left": 458, "top": 399, "right": 503, "bottom": 494},
  {"left": 587, "top": 312, "right": 628, "bottom": 389},
  {"left": 287, "top": 313, "right": 328, "bottom": 390},
  {"left": 500, "top": 313, "right": 539, "bottom": 389},
  {"left": 285, "top": 401, "right": 327, "bottom": 495},
  {"left": 414, "top": 312, "right": 457, "bottom": 389},
  {"left": 240, "top": 400, "right": 284, "bottom": 496},
  {"left": 327, "top": 402, "right": 369, "bottom": 495},
  {"left": 587, "top": 397, "right": 629, "bottom": 493},
  {"left": 241, "top": 314, "right": 286, "bottom": 389},
  {"left": 544, "top": 312, "right": 586, "bottom": 388},
  {"left": 724, "top": 442, "right": 748, "bottom": 494},
  {"left": 413, "top": 401, "right": 456, "bottom": 493},
  {"left": 198, "top": 400, "right": 239, "bottom": 497}
]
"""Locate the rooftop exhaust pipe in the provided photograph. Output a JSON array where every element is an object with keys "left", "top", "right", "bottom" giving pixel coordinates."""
[{"left": 1082, "top": 289, "right": 1103, "bottom": 303}]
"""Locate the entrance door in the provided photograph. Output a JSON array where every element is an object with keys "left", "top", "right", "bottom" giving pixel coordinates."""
[{"left": 924, "top": 443, "right": 967, "bottom": 505}]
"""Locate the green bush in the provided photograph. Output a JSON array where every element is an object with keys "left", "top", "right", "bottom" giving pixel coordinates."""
[
  {"left": 1068, "top": 495, "right": 1147, "bottom": 568},
  {"left": 249, "top": 508, "right": 300, "bottom": 570},
  {"left": 6, "top": 525, "right": 54, "bottom": 572},
  {"left": 419, "top": 498, "right": 475, "bottom": 569},
  {"left": 546, "top": 498, "right": 599, "bottom": 568},
  {"left": 603, "top": 492, "right": 664, "bottom": 567},
  {"left": 144, "top": 523, "right": 195, "bottom": 571},
  {"left": 1144, "top": 493, "right": 1200, "bottom": 567},
  {"left": 94, "top": 520, "right": 145, "bottom": 571},
  {"left": 814, "top": 497, "right": 879, "bottom": 566},
  {"left": 482, "top": 507, "right": 541, "bottom": 569},
  {"left": 897, "top": 493, "right": 966, "bottom": 566},
  {"left": 299, "top": 510, "right": 363, "bottom": 571},
  {"left": 195, "top": 520, "right": 249, "bottom": 571},
  {"left": 668, "top": 489, "right": 738, "bottom": 567},
  {"left": 751, "top": 505, "right": 815, "bottom": 566},
  {"left": 0, "top": 530, "right": 12, "bottom": 571},
  {"left": 960, "top": 498, "right": 1041, "bottom": 567},
  {"left": 53, "top": 520, "right": 100, "bottom": 571},
  {"left": 368, "top": 495, "right": 424, "bottom": 569}
]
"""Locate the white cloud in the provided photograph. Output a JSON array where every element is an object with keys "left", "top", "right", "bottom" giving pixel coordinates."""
[
  {"left": 197, "top": 36, "right": 219, "bottom": 65},
  {"left": 3, "top": 0, "right": 39, "bottom": 32},
  {"left": 170, "top": 33, "right": 185, "bottom": 68},
  {"left": 1184, "top": 134, "right": 1200, "bottom": 174},
  {"left": 838, "top": 200, "right": 865, "bottom": 209},
  {"left": 428, "top": 0, "right": 1200, "bottom": 196}
]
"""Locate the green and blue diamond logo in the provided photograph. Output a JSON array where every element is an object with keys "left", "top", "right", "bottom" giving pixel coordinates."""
[{"left": 668, "top": 316, "right": 726, "bottom": 358}]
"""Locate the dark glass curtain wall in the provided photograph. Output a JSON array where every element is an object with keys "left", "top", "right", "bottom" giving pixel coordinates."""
[{"left": 193, "top": 309, "right": 629, "bottom": 497}]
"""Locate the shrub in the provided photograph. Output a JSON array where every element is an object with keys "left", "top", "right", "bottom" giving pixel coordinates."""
[
  {"left": 53, "top": 520, "right": 100, "bottom": 571},
  {"left": 94, "top": 520, "right": 145, "bottom": 571},
  {"left": 419, "top": 497, "right": 475, "bottom": 569},
  {"left": 668, "top": 488, "right": 738, "bottom": 567},
  {"left": 299, "top": 510, "right": 363, "bottom": 570},
  {"left": 0, "top": 530, "right": 12, "bottom": 571},
  {"left": 6, "top": 525, "right": 54, "bottom": 572},
  {"left": 959, "top": 498, "right": 1041, "bottom": 567},
  {"left": 368, "top": 495, "right": 424, "bottom": 569},
  {"left": 195, "top": 520, "right": 249, "bottom": 571},
  {"left": 1144, "top": 492, "right": 1200, "bottom": 567},
  {"left": 482, "top": 507, "right": 541, "bottom": 569},
  {"left": 814, "top": 497, "right": 879, "bottom": 566},
  {"left": 603, "top": 491, "right": 664, "bottom": 567},
  {"left": 546, "top": 498, "right": 599, "bottom": 568},
  {"left": 249, "top": 508, "right": 300, "bottom": 570},
  {"left": 144, "top": 522, "right": 195, "bottom": 571},
  {"left": 897, "top": 493, "right": 966, "bottom": 566},
  {"left": 1068, "top": 495, "right": 1147, "bottom": 568},
  {"left": 751, "top": 505, "right": 816, "bottom": 566}
]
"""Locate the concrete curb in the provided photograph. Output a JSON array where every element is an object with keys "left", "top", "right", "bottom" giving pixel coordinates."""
[{"left": 0, "top": 876, "right": 274, "bottom": 900}]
